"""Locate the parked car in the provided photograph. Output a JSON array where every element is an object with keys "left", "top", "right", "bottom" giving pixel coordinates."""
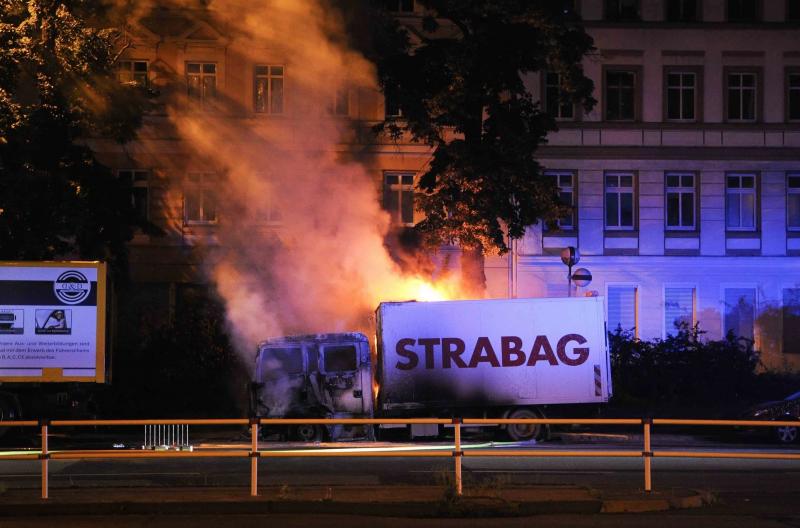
[{"left": 742, "top": 391, "right": 800, "bottom": 444}]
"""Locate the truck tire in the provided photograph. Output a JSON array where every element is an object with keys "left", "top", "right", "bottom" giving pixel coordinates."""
[
  {"left": 506, "top": 408, "right": 543, "bottom": 442},
  {"left": 775, "top": 417, "right": 799, "bottom": 444},
  {"left": 291, "top": 424, "right": 324, "bottom": 442}
]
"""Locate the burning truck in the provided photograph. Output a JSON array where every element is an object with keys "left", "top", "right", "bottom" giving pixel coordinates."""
[{"left": 250, "top": 296, "right": 610, "bottom": 441}]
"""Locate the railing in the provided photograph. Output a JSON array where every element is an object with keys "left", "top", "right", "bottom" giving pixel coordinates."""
[{"left": 1, "top": 417, "right": 799, "bottom": 500}]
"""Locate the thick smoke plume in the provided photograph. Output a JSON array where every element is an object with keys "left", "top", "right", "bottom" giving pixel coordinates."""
[{"left": 129, "top": 0, "right": 469, "bottom": 360}]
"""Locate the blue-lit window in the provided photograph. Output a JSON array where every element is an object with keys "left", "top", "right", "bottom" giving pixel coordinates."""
[
  {"left": 788, "top": 174, "right": 800, "bottom": 231},
  {"left": 723, "top": 288, "right": 756, "bottom": 341},
  {"left": 605, "top": 172, "right": 635, "bottom": 230},
  {"left": 544, "top": 171, "right": 575, "bottom": 231},
  {"left": 665, "top": 173, "right": 696, "bottom": 230},
  {"left": 383, "top": 172, "right": 414, "bottom": 225},
  {"left": 726, "top": 173, "right": 756, "bottom": 231},
  {"left": 664, "top": 286, "right": 695, "bottom": 337},
  {"left": 608, "top": 285, "right": 637, "bottom": 336}
]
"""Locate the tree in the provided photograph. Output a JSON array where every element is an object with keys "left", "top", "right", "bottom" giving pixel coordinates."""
[
  {"left": 368, "top": 1, "right": 595, "bottom": 290},
  {"left": 0, "top": 0, "right": 150, "bottom": 271}
]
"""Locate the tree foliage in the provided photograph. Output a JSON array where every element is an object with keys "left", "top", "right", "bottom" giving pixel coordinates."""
[
  {"left": 0, "top": 0, "right": 150, "bottom": 269},
  {"left": 369, "top": 0, "right": 596, "bottom": 254}
]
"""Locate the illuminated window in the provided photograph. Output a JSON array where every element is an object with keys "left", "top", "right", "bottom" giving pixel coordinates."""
[
  {"left": 666, "top": 0, "right": 698, "bottom": 21},
  {"left": 184, "top": 172, "right": 218, "bottom": 225},
  {"left": 544, "top": 72, "right": 574, "bottom": 120},
  {"left": 665, "top": 173, "right": 696, "bottom": 230},
  {"left": 604, "top": 0, "right": 640, "bottom": 20},
  {"left": 383, "top": 172, "right": 414, "bottom": 225},
  {"left": 543, "top": 171, "right": 575, "bottom": 231},
  {"left": 666, "top": 72, "right": 697, "bottom": 121},
  {"left": 788, "top": 173, "right": 800, "bottom": 230},
  {"left": 187, "top": 63, "right": 216, "bottom": 108},
  {"left": 783, "top": 288, "right": 800, "bottom": 354},
  {"left": 607, "top": 285, "right": 637, "bottom": 336},
  {"left": 605, "top": 69, "right": 638, "bottom": 121},
  {"left": 726, "top": 173, "right": 756, "bottom": 231},
  {"left": 788, "top": 72, "right": 800, "bottom": 121},
  {"left": 254, "top": 65, "right": 284, "bottom": 114},
  {"left": 116, "top": 60, "right": 148, "bottom": 86},
  {"left": 665, "top": 287, "right": 695, "bottom": 337},
  {"left": 727, "top": 72, "right": 758, "bottom": 121},
  {"left": 727, "top": 0, "right": 759, "bottom": 21},
  {"left": 117, "top": 170, "right": 150, "bottom": 222},
  {"left": 724, "top": 288, "right": 756, "bottom": 340},
  {"left": 605, "top": 172, "right": 635, "bottom": 230}
]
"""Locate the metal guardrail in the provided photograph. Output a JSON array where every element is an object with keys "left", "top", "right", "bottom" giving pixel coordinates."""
[{"left": 1, "top": 416, "right": 799, "bottom": 499}]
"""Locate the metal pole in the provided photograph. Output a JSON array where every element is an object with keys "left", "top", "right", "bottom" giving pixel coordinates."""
[
  {"left": 567, "top": 263, "right": 573, "bottom": 297},
  {"left": 644, "top": 420, "right": 652, "bottom": 492},
  {"left": 250, "top": 421, "right": 259, "bottom": 496},
  {"left": 454, "top": 419, "right": 462, "bottom": 496},
  {"left": 41, "top": 424, "right": 49, "bottom": 500}
]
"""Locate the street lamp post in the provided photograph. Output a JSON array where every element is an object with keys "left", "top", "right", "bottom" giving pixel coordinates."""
[{"left": 560, "top": 247, "right": 580, "bottom": 297}]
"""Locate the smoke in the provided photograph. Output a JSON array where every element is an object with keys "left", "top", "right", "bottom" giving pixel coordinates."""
[{"left": 124, "top": 0, "right": 470, "bottom": 362}]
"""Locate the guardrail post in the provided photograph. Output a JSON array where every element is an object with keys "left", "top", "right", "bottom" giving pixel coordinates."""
[
  {"left": 40, "top": 420, "right": 49, "bottom": 500},
  {"left": 643, "top": 418, "right": 652, "bottom": 493},
  {"left": 453, "top": 418, "right": 462, "bottom": 496},
  {"left": 250, "top": 418, "right": 259, "bottom": 497}
]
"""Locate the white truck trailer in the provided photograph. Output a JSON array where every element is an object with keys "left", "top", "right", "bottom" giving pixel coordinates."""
[{"left": 251, "top": 296, "right": 610, "bottom": 441}]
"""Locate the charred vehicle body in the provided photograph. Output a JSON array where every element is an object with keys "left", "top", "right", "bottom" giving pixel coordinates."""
[{"left": 251, "top": 297, "right": 611, "bottom": 441}]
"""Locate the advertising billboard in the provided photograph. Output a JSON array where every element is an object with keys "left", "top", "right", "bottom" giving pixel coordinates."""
[{"left": 0, "top": 261, "right": 107, "bottom": 382}]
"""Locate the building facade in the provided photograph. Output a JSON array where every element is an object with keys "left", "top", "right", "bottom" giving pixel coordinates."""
[{"left": 101, "top": 0, "right": 800, "bottom": 370}]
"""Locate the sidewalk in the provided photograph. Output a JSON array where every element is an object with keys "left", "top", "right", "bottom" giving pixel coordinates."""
[{"left": 0, "top": 485, "right": 715, "bottom": 517}]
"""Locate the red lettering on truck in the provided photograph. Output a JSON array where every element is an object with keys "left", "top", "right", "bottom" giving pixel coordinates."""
[{"left": 393, "top": 335, "right": 590, "bottom": 370}]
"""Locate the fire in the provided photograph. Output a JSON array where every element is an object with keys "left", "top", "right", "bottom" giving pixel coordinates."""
[{"left": 395, "top": 276, "right": 465, "bottom": 303}]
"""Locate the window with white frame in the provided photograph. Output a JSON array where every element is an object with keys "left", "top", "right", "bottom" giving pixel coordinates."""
[
  {"left": 727, "top": 72, "right": 757, "bottom": 121},
  {"left": 784, "top": 288, "right": 800, "bottom": 354},
  {"left": 254, "top": 173, "right": 282, "bottom": 225},
  {"left": 605, "top": 70, "right": 637, "bottom": 121},
  {"left": 726, "top": 173, "right": 756, "bottom": 231},
  {"left": 117, "top": 60, "right": 148, "bottom": 86},
  {"left": 666, "top": 72, "right": 696, "bottom": 121},
  {"left": 723, "top": 288, "right": 756, "bottom": 341},
  {"left": 544, "top": 171, "right": 575, "bottom": 231},
  {"left": 665, "top": 172, "right": 696, "bottom": 230},
  {"left": 187, "top": 63, "right": 216, "bottom": 108},
  {"left": 544, "top": 72, "right": 574, "bottom": 120},
  {"left": 664, "top": 286, "right": 695, "bottom": 336},
  {"left": 788, "top": 173, "right": 800, "bottom": 230},
  {"left": 184, "top": 172, "right": 218, "bottom": 225},
  {"left": 727, "top": 0, "right": 759, "bottom": 21},
  {"left": 666, "top": 0, "right": 698, "bottom": 21},
  {"left": 604, "top": 0, "right": 640, "bottom": 20},
  {"left": 607, "top": 285, "right": 637, "bottom": 336},
  {"left": 117, "top": 170, "right": 150, "bottom": 223},
  {"left": 383, "top": 172, "right": 414, "bottom": 225},
  {"left": 789, "top": 73, "right": 800, "bottom": 121},
  {"left": 605, "top": 172, "right": 635, "bottom": 230},
  {"left": 254, "top": 65, "right": 284, "bottom": 114}
]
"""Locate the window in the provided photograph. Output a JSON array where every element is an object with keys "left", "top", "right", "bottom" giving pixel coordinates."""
[
  {"left": 604, "top": 0, "right": 640, "bottom": 20},
  {"left": 254, "top": 173, "right": 282, "bottom": 225},
  {"left": 187, "top": 62, "right": 216, "bottom": 107},
  {"left": 724, "top": 288, "right": 756, "bottom": 341},
  {"left": 666, "top": 0, "right": 698, "bottom": 21},
  {"left": 783, "top": 288, "right": 800, "bottom": 354},
  {"left": 665, "top": 287, "right": 695, "bottom": 336},
  {"left": 726, "top": 71, "right": 758, "bottom": 121},
  {"left": 117, "top": 170, "right": 150, "bottom": 222},
  {"left": 607, "top": 285, "right": 637, "bottom": 336},
  {"left": 383, "top": 0, "right": 413, "bottom": 12},
  {"left": 788, "top": 173, "right": 800, "bottom": 230},
  {"left": 727, "top": 0, "right": 759, "bottom": 21},
  {"left": 384, "top": 85, "right": 402, "bottom": 118},
  {"left": 665, "top": 173, "right": 696, "bottom": 230},
  {"left": 322, "top": 345, "right": 358, "bottom": 372},
  {"left": 184, "top": 172, "right": 218, "bottom": 224},
  {"left": 383, "top": 172, "right": 414, "bottom": 225},
  {"left": 788, "top": 72, "right": 800, "bottom": 121},
  {"left": 329, "top": 85, "right": 349, "bottom": 116},
  {"left": 260, "top": 347, "right": 303, "bottom": 378},
  {"left": 116, "top": 60, "right": 148, "bottom": 86},
  {"left": 605, "top": 69, "right": 638, "bottom": 121},
  {"left": 544, "top": 171, "right": 575, "bottom": 231},
  {"left": 666, "top": 71, "right": 697, "bottom": 121},
  {"left": 254, "top": 65, "right": 284, "bottom": 114},
  {"left": 789, "top": 0, "right": 800, "bottom": 21},
  {"left": 605, "top": 172, "right": 635, "bottom": 230},
  {"left": 544, "top": 72, "right": 574, "bottom": 120},
  {"left": 726, "top": 173, "right": 756, "bottom": 231}
]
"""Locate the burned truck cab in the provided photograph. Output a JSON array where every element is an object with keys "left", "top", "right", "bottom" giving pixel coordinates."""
[{"left": 251, "top": 333, "right": 374, "bottom": 441}]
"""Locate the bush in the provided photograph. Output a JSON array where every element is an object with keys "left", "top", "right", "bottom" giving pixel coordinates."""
[{"left": 609, "top": 324, "right": 760, "bottom": 417}]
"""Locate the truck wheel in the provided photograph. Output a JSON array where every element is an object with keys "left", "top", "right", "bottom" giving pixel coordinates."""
[
  {"left": 506, "top": 408, "right": 542, "bottom": 442},
  {"left": 291, "top": 424, "right": 324, "bottom": 442},
  {"left": 775, "top": 417, "right": 799, "bottom": 444}
]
